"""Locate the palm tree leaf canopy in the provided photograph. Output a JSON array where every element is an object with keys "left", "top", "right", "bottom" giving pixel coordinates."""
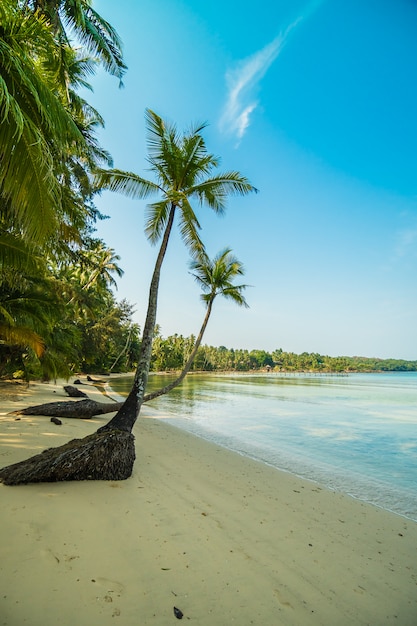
[
  {"left": 190, "top": 248, "right": 250, "bottom": 308},
  {"left": 95, "top": 109, "right": 257, "bottom": 258}
]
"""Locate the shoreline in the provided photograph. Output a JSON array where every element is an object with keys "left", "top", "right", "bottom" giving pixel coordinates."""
[
  {"left": 109, "top": 372, "right": 417, "bottom": 523},
  {"left": 1, "top": 378, "right": 417, "bottom": 625}
]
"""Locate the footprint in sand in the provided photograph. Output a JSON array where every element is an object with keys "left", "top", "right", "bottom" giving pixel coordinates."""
[
  {"left": 91, "top": 577, "right": 124, "bottom": 595},
  {"left": 274, "top": 588, "right": 294, "bottom": 609}
]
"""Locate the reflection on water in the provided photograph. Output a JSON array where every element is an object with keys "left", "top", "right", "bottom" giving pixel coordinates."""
[{"left": 111, "top": 372, "right": 417, "bottom": 520}]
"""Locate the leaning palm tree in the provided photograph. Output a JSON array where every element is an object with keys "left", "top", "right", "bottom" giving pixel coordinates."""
[
  {"left": 145, "top": 248, "right": 249, "bottom": 401},
  {"left": 95, "top": 109, "right": 256, "bottom": 434},
  {"left": 0, "top": 110, "right": 256, "bottom": 484}
]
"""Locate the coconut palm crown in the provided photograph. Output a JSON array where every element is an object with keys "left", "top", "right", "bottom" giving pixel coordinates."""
[
  {"left": 190, "top": 248, "right": 249, "bottom": 309},
  {"left": 95, "top": 109, "right": 256, "bottom": 259}
]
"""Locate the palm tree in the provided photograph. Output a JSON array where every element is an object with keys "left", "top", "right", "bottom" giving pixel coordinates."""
[
  {"left": 144, "top": 248, "right": 249, "bottom": 402},
  {"left": 95, "top": 109, "right": 256, "bottom": 433},
  {"left": 79, "top": 240, "right": 124, "bottom": 292}
]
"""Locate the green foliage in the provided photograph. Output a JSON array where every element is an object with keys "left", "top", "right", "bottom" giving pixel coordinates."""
[
  {"left": 149, "top": 336, "right": 417, "bottom": 373},
  {"left": 0, "top": 2, "right": 135, "bottom": 380}
]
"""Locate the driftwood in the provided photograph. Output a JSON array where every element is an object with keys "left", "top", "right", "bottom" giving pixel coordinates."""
[
  {"left": 0, "top": 430, "right": 135, "bottom": 485},
  {"left": 64, "top": 385, "right": 88, "bottom": 398},
  {"left": 9, "top": 399, "right": 121, "bottom": 419}
]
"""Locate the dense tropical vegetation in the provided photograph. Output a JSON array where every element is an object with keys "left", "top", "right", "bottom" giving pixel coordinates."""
[
  {"left": 148, "top": 338, "right": 417, "bottom": 373},
  {"left": 152, "top": 333, "right": 417, "bottom": 373},
  {"left": 0, "top": 0, "right": 139, "bottom": 380}
]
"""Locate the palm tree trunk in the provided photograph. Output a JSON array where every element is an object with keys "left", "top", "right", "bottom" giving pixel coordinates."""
[
  {"left": 98, "top": 204, "right": 177, "bottom": 433},
  {"left": 144, "top": 298, "right": 213, "bottom": 401},
  {"left": 109, "top": 328, "right": 132, "bottom": 372}
]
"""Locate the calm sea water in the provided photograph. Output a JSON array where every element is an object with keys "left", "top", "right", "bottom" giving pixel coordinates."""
[{"left": 109, "top": 372, "right": 417, "bottom": 521}]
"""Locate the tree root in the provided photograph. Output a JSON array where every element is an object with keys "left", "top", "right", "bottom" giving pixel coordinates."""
[{"left": 0, "top": 430, "right": 135, "bottom": 485}]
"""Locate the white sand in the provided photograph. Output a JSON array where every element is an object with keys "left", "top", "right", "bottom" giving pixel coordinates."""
[{"left": 1, "top": 378, "right": 416, "bottom": 625}]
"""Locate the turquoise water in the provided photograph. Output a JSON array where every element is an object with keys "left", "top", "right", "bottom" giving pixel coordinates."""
[{"left": 110, "top": 372, "right": 417, "bottom": 521}]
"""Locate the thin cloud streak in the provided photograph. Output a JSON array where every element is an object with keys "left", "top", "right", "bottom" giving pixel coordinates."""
[
  {"left": 219, "top": 19, "right": 301, "bottom": 142},
  {"left": 220, "top": 1, "right": 323, "bottom": 142}
]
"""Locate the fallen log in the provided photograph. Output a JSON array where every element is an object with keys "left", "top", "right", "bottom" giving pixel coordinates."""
[
  {"left": 9, "top": 399, "right": 122, "bottom": 419},
  {"left": 64, "top": 385, "right": 88, "bottom": 398},
  {"left": 0, "top": 430, "right": 135, "bottom": 485}
]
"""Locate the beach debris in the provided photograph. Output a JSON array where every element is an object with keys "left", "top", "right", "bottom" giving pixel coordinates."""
[
  {"left": 173, "top": 606, "right": 184, "bottom": 619},
  {"left": 50, "top": 417, "right": 62, "bottom": 426},
  {"left": 64, "top": 385, "right": 88, "bottom": 398}
]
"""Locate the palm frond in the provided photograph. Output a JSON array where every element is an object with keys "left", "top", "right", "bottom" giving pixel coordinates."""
[
  {"left": 188, "top": 172, "right": 257, "bottom": 212},
  {"left": 178, "top": 198, "right": 205, "bottom": 259},
  {"left": 144, "top": 199, "right": 173, "bottom": 244},
  {"left": 0, "top": 232, "right": 44, "bottom": 274},
  {"left": 0, "top": 324, "right": 45, "bottom": 357},
  {"left": 79, "top": 4, "right": 126, "bottom": 82},
  {"left": 93, "top": 168, "right": 161, "bottom": 199}
]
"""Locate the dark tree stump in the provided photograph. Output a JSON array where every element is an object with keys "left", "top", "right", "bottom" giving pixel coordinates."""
[
  {"left": 64, "top": 385, "right": 88, "bottom": 398},
  {"left": 9, "top": 399, "right": 122, "bottom": 419},
  {"left": 0, "top": 430, "right": 136, "bottom": 485}
]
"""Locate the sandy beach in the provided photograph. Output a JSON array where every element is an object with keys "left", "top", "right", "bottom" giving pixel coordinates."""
[{"left": 1, "top": 378, "right": 416, "bottom": 625}]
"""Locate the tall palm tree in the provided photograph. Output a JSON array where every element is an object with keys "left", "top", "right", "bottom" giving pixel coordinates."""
[
  {"left": 144, "top": 248, "right": 249, "bottom": 402},
  {"left": 95, "top": 109, "right": 257, "bottom": 432}
]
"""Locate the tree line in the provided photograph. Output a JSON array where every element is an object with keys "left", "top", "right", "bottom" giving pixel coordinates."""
[{"left": 150, "top": 335, "right": 417, "bottom": 373}]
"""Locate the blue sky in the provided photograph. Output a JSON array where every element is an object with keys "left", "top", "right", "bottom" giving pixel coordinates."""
[{"left": 88, "top": 0, "right": 417, "bottom": 359}]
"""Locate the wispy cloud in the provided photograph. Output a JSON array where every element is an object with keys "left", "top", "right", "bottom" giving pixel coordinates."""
[
  {"left": 219, "top": 2, "right": 322, "bottom": 143},
  {"left": 219, "top": 30, "right": 290, "bottom": 141}
]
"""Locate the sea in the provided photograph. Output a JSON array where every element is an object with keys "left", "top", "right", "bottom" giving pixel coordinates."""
[{"left": 109, "top": 371, "right": 417, "bottom": 522}]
